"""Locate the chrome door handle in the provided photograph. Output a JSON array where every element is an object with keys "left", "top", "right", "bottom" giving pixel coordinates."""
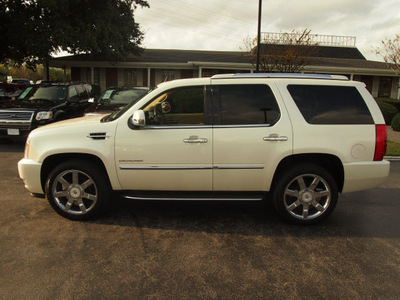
[
  {"left": 263, "top": 136, "right": 288, "bottom": 142},
  {"left": 183, "top": 137, "right": 208, "bottom": 143}
]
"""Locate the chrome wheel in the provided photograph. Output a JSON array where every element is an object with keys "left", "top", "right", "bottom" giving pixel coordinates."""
[
  {"left": 52, "top": 169, "right": 98, "bottom": 215},
  {"left": 283, "top": 174, "right": 331, "bottom": 221}
]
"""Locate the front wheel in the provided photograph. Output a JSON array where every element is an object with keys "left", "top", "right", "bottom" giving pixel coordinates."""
[
  {"left": 45, "top": 160, "right": 111, "bottom": 220},
  {"left": 272, "top": 163, "right": 338, "bottom": 225}
]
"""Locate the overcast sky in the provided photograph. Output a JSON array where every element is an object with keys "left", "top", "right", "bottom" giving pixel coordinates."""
[{"left": 134, "top": 0, "right": 400, "bottom": 61}]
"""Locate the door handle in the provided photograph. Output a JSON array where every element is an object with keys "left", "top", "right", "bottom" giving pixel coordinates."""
[
  {"left": 263, "top": 136, "right": 288, "bottom": 142},
  {"left": 183, "top": 137, "right": 208, "bottom": 143}
]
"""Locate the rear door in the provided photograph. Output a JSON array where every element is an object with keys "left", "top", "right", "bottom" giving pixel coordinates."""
[{"left": 211, "top": 79, "right": 293, "bottom": 192}]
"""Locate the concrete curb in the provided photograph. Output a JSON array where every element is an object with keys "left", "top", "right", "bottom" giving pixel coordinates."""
[{"left": 384, "top": 156, "right": 400, "bottom": 161}]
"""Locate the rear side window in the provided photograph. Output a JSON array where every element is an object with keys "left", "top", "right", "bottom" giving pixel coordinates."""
[
  {"left": 287, "top": 85, "right": 374, "bottom": 124},
  {"left": 216, "top": 84, "right": 280, "bottom": 125}
]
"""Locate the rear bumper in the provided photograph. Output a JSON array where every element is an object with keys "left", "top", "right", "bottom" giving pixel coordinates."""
[
  {"left": 342, "top": 160, "right": 390, "bottom": 193},
  {"left": 18, "top": 158, "right": 43, "bottom": 194}
]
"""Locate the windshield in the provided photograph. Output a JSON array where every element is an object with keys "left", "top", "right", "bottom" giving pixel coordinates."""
[
  {"left": 99, "top": 89, "right": 148, "bottom": 105},
  {"left": 102, "top": 88, "right": 152, "bottom": 122},
  {"left": 18, "top": 86, "right": 68, "bottom": 101}
]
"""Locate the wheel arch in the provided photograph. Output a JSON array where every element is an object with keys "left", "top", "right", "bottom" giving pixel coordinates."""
[
  {"left": 271, "top": 153, "right": 344, "bottom": 192},
  {"left": 41, "top": 153, "right": 110, "bottom": 192}
]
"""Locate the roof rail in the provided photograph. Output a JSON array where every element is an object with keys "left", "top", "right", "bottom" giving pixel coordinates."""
[{"left": 211, "top": 73, "right": 349, "bottom": 80}]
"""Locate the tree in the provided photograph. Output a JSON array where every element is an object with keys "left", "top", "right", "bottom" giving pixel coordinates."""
[
  {"left": 244, "top": 29, "right": 319, "bottom": 73},
  {"left": 0, "top": 0, "right": 149, "bottom": 70},
  {"left": 0, "top": 64, "right": 70, "bottom": 82},
  {"left": 376, "top": 34, "right": 400, "bottom": 75}
]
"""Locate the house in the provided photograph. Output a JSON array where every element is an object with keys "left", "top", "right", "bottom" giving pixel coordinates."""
[{"left": 50, "top": 37, "right": 399, "bottom": 99}]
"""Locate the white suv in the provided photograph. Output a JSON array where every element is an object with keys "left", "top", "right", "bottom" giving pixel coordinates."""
[{"left": 18, "top": 74, "right": 390, "bottom": 224}]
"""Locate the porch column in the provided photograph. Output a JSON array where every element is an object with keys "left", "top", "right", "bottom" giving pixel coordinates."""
[{"left": 147, "top": 67, "right": 151, "bottom": 88}]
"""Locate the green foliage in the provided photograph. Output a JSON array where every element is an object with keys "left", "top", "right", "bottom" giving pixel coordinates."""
[
  {"left": 386, "top": 141, "right": 400, "bottom": 156},
  {"left": 376, "top": 97, "right": 400, "bottom": 112},
  {"left": 1, "top": 0, "right": 149, "bottom": 68},
  {"left": 0, "top": 64, "right": 71, "bottom": 82},
  {"left": 376, "top": 100, "right": 398, "bottom": 125},
  {"left": 391, "top": 113, "right": 400, "bottom": 132}
]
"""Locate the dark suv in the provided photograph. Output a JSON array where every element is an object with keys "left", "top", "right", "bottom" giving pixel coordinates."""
[
  {"left": 0, "top": 82, "right": 93, "bottom": 138},
  {"left": 0, "top": 83, "right": 29, "bottom": 103}
]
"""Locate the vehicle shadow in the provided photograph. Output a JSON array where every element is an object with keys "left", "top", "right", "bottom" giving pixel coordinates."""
[
  {"left": 0, "top": 138, "right": 25, "bottom": 152},
  {"left": 90, "top": 188, "right": 400, "bottom": 239}
]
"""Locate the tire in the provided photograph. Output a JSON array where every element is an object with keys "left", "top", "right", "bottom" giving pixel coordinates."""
[
  {"left": 45, "top": 160, "right": 111, "bottom": 220},
  {"left": 272, "top": 163, "right": 338, "bottom": 225}
]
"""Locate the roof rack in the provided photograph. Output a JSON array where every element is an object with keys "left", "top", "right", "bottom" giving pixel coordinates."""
[{"left": 211, "top": 73, "right": 349, "bottom": 81}]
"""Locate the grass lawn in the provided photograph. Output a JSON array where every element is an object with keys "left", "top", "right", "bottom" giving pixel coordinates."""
[{"left": 386, "top": 141, "right": 400, "bottom": 156}]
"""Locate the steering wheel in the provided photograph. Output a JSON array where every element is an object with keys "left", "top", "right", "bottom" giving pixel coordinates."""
[{"left": 153, "top": 104, "right": 167, "bottom": 125}]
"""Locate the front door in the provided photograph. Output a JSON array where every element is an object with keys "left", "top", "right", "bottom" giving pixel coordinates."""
[{"left": 115, "top": 85, "right": 213, "bottom": 191}]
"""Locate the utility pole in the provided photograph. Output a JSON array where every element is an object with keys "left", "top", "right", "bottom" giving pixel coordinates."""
[{"left": 256, "top": 0, "right": 262, "bottom": 73}]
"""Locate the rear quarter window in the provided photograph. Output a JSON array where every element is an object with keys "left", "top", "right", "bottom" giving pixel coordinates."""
[{"left": 287, "top": 85, "right": 374, "bottom": 124}]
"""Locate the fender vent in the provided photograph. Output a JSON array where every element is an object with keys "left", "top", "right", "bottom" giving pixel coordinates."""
[{"left": 88, "top": 132, "right": 110, "bottom": 140}]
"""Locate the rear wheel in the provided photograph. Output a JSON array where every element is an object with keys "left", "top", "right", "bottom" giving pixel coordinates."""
[
  {"left": 45, "top": 160, "right": 111, "bottom": 220},
  {"left": 272, "top": 163, "right": 338, "bottom": 224}
]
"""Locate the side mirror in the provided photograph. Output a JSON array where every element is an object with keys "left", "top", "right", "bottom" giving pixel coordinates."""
[
  {"left": 88, "top": 97, "right": 95, "bottom": 103},
  {"left": 131, "top": 110, "right": 146, "bottom": 127}
]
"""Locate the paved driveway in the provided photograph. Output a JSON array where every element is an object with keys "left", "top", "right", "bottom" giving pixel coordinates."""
[{"left": 1, "top": 139, "right": 399, "bottom": 299}]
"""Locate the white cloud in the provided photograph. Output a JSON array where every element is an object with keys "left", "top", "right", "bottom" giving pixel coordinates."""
[{"left": 135, "top": 0, "right": 400, "bottom": 61}]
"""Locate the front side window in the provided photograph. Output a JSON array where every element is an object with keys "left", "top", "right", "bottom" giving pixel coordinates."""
[
  {"left": 287, "top": 85, "right": 374, "bottom": 124},
  {"left": 143, "top": 86, "right": 205, "bottom": 126},
  {"left": 215, "top": 84, "right": 280, "bottom": 125}
]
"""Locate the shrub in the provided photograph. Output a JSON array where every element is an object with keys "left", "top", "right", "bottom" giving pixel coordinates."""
[
  {"left": 376, "top": 101, "right": 398, "bottom": 125},
  {"left": 376, "top": 98, "right": 400, "bottom": 112},
  {"left": 391, "top": 113, "right": 400, "bottom": 131}
]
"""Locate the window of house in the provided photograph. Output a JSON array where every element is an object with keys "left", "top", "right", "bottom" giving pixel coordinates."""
[
  {"left": 160, "top": 70, "right": 176, "bottom": 82},
  {"left": 378, "top": 77, "right": 393, "bottom": 98},
  {"left": 85, "top": 67, "right": 92, "bottom": 82},
  {"left": 215, "top": 84, "right": 280, "bottom": 125},
  {"left": 143, "top": 86, "right": 205, "bottom": 126},
  {"left": 124, "top": 69, "right": 138, "bottom": 87},
  {"left": 287, "top": 85, "right": 374, "bottom": 124},
  {"left": 93, "top": 68, "right": 101, "bottom": 86}
]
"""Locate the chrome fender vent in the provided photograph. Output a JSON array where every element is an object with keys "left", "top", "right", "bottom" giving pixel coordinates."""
[{"left": 88, "top": 132, "right": 110, "bottom": 140}]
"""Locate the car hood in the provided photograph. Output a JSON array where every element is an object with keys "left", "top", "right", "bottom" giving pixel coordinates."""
[
  {"left": 0, "top": 99, "right": 58, "bottom": 110},
  {"left": 33, "top": 114, "right": 106, "bottom": 132}
]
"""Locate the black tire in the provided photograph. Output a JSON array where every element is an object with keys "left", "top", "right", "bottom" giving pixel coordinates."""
[
  {"left": 272, "top": 163, "right": 338, "bottom": 225},
  {"left": 45, "top": 160, "right": 111, "bottom": 220}
]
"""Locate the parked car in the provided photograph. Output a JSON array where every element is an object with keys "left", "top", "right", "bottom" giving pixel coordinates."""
[
  {"left": 0, "top": 82, "right": 93, "bottom": 138},
  {"left": 84, "top": 87, "right": 149, "bottom": 116},
  {"left": 0, "top": 83, "right": 29, "bottom": 103},
  {"left": 18, "top": 73, "right": 390, "bottom": 224},
  {"left": 11, "top": 78, "right": 33, "bottom": 84}
]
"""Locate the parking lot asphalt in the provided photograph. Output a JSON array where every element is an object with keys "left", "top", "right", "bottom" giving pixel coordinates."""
[{"left": 1, "top": 139, "right": 400, "bottom": 300}]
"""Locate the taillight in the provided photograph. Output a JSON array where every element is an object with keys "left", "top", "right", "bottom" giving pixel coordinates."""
[{"left": 374, "top": 124, "right": 387, "bottom": 161}]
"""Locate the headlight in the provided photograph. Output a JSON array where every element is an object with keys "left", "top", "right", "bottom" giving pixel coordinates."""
[
  {"left": 36, "top": 111, "right": 53, "bottom": 121},
  {"left": 24, "top": 138, "right": 31, "bottom": 158}
]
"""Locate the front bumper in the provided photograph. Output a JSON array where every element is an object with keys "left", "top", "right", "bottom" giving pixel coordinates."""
[
  {"left": 18, "top": 158, "right": 43, "bottom": 194},
  {"left": 342, "top": 160, "right": 390, "bottom": 193}
]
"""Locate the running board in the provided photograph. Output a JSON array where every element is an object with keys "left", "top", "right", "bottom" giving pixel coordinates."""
[
  {"left": 120, "top": 191, "right": 265, "bottom": 202},
  {"left": 123, "top": 195, "right": 263, "bottom": 201}
]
